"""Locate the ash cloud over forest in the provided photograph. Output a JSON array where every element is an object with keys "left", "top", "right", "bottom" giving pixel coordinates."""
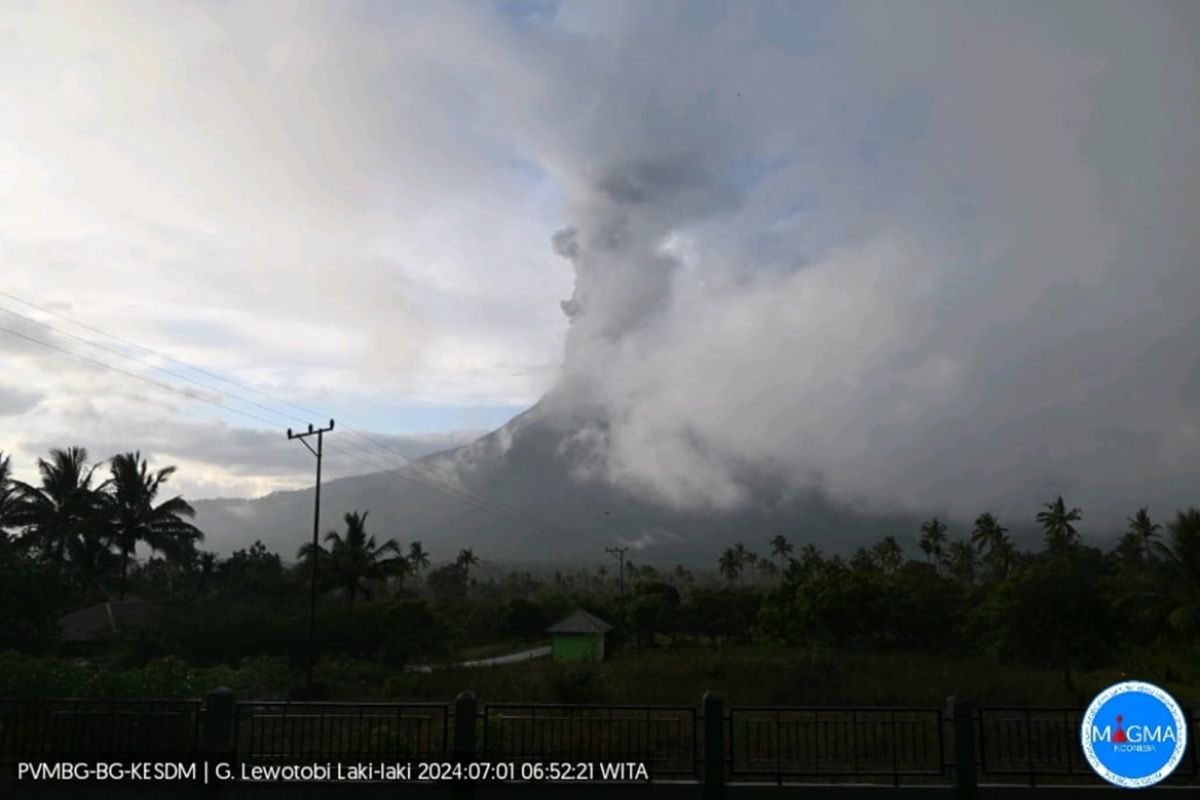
[{"left": 534, "top": 0, "right": 1200, "bottom": 529}]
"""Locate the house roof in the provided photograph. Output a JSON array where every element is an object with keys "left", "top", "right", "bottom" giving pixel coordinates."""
[
  {"left": 546, "top": 608, "right": 612, "bottom": 635},
  {"left": 58, "top": 600, "right": 159, "bottom": 642}
]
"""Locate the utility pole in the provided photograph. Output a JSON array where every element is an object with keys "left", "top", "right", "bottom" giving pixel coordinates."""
[
  {"left": 605, "top": 545, "right": 628, "bottom": 598},
  {"left": 287, "top": 419, "right": 334, "bottom": 695}
]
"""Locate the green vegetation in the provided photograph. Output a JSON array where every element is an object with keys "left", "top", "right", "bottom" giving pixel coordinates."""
[{"left": 1, "top": 447, "right": 1199, "bottom": 707}]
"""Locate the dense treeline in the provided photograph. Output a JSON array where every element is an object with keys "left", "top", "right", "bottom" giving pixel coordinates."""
[{"left": 1, "top": 446, "right": 1198, "bottom": 700}]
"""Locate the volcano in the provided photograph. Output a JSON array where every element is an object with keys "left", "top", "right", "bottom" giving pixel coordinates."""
[{"left": 192, "top": 392, "right": 919, "bottom": 566}]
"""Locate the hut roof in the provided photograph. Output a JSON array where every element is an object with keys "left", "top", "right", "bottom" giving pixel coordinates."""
[{"left": 546, "top": 608, "right": 612, "bottom": 635}]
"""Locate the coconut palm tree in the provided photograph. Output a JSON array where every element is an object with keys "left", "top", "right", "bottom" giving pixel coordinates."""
[
  {"left": 718, "top": 547, "right": 740, "bottom": 583},
  {"left": 10, "top": 447, "right": 111, "bottom": 563},
  {"left": 733, "top": 542, "right": 749, "bottom": 585},
  {"left": 456, "top": 547, "right": 479, "bottom": 577},
  {"left": 107, "top": 452, "right": 204, "bottom": 598},
  {"left": 918, "top": 517, "right": 948, "bottom": 572},
  {"left": 1125, "top": 507, "right": 1161, "bottom": 565},
  {"left": 770, "top": 535, "right": 793, "bottom": 567},
  {"left": 971, "top": 512, "right": 1014, "bottom": 578},
  {"left": 873, "top": 535, "right": 904, "bottom": 574},
  {"left": 798, "top": 543, "right": 824, "bottom": 576},
  {"left": 0, "top": 451, "right": 18, "bottom": 537},
  {"left": 1152, "top": 509, "right": 1200, "bottom": 640},
  {"left": 323, "top": 511, "right": 406, "bottom": 610},
  {"left": 744, "top": 551, "right": 760, "bottom": 583},
  {"left": 408, "top": 541, "right": 430, "bottom": 581},
  {"left": 946, "top": 540, "right": 977, "bottom": 585},
  {"left": 1037, "top": 496, "right": 1082, "bottom": 556}
]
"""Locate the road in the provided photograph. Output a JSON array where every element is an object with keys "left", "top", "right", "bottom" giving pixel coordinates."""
[{"left": 404, "top": 645, "right": 552, "bottom": 673}]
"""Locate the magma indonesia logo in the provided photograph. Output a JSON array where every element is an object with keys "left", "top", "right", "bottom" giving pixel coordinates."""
[{"left": 1081, "top": 681, "right": 1188, "bottom": 788}]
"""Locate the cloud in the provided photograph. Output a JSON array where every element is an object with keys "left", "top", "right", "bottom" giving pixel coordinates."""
[
  {"left": 0, "top": 386, "right": 42, "bottom": 417},
  {"left": 534, "top": 0, "right": 1200, "bottom": 526},
  {"left": 3, "top": 0, "right": 1198, "bottom": 533}
]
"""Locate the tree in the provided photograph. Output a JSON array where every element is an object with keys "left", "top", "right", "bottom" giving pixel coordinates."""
[
  {"left": 718, "top": 547, "right": 740, "bottom": 583},
  {"left": 107, "top": 452, "right": 204, "bottom": 598},
  {"left": 744, "top": 551, "right": 760, "bottom": 583},
  {"left": 797, "top": 543, "right": 825, "bottom": 578},
  {"left": 770, "top": 535, "right": 793, "bottom": 567},
  {"left": 456, "top": 547, "right": 479, "bottom": 577},
  {"left": 0, "top": 451, "right": 18, "bottom": 537},
  {"left": 918, "top": 517, "right": 948, "bottom": 572},
  {"left": 1125, "top": 508, "right": 1161, "bottom": 565},
  {"left": 10, "top": 447, "right": 110, "bottom": 563},
  {"left": 1152, "top": 509, "right": 1200, "bottom": 640},
  {"left": 733, "top": 543, "right": 750, "bottom": 585},
  {"left": 971, "top": 512, "right": 1014, "bottom": 580},
  {"left": 1037, "top": 496, "right": 1082, "bottom": 556},
  {"left": 977, "top": 555, "right": 1114, "bottom": 691},
  {"left": 323, "top": 511, "right": 406, "bottom": 610},
  {"left": 408, "top": 541, "right": 430, "bottom": 580},
  {"left": 872, "top": 535, "right": 904, "bottom": 575},
  {"left": 946, "top": 540, "right": 977, "bottom": 586}
]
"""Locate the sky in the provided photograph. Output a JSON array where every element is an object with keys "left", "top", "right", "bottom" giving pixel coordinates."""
[{"left": 1, "top": 1, "right": 1198, "bottom": 531}]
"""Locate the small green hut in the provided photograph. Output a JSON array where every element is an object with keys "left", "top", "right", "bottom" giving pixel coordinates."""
[{"left": 546, "top": 609, "right": 612, "bottom": 662}]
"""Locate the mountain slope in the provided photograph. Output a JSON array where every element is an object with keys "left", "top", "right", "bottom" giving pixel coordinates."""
[{"left": 193, "top": 398, "right": 920, "bottom": 565}]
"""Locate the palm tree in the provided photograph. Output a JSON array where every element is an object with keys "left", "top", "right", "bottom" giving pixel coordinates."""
[
  {"left": 1125, "top": 507, "right": 1161, "bottom": 565},
  {"left": 107, "top": 452, "right": 204, "bottom": 598},
  {"left": 1037, "top": 496, "right": 1082, "bottom": 556},
  {"left": 769, "top": 535, "right": 793, "bottom": 567},
  {"left": 873, "top": 535, "right": 904, "bottom": 574},
  {"left": 798, "top": 543, "right": 824, "bottom": 576},
  {"left": 0, "top": 451, "right": 18, "bottom": 537},
  {"left": 456, "top": 547, "right": 479, "bottom": 577},
  {"left": 322, "top": 511, "right": 406, "bottom": 610},
  {"left": 1151, "top": 509, "right": 1200, "bottom": 640},
  {"left": 918, "top": 517, "right": 948, "bottom": 572},
  {"left": 946, "top": 540, "right": 977, "bottom": 585},
  {"left": 408, "top": 541, "right": 430, "bottom": 581},
  {"left": 733, "top": 542, "right": 749, "bottom": 585},
  {"left": 744, "top": 551, "right": 760, "bottom": 583},
  {"left": 11, "top": 447, "right": 110, "bottom": 563},
  {"left": 718, "top": 547, "right": 740, "bottom": 583},
  {"left": 971, "top": 512, "right": 1014, "bottom": 578}
]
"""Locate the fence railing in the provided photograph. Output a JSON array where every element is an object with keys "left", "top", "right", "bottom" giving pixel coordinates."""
[
  {"left": 481, "top": 703, "right": 697, "bottom": 778},
  {"left": 976, "top": 706, "right": 1200, "bottom": 787},
  {"left": 3, "top": 691, "right": 1199, "bottom": 791},
  {"left": 0, "top": 698, "right": 202, "bottom": 762},
  {"left": 233, "top": 701, "right": 450, "bottom": 764},
  {"left": 728, "top": 706, "right": 946, "bottom": 785}
]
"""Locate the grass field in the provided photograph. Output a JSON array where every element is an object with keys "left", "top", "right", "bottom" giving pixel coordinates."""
[{"left": 378, "top": 644, "right": 1200, "bottom": 708}]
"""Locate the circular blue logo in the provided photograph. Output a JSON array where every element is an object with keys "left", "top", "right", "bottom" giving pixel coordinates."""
[{"left": 1080, "top": 681, "right": 1188, "bottom": 788}]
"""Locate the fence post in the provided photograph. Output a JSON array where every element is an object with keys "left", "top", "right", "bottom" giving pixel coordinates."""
[
  {"left": 201, "top": 687, "right": 235, "bottom": 755},
  {"left": 453, "top": 692, "right": 478, "bottom": 800},
  {"left": 703, "top": 692, "right": 725, "bottom": 798},
  {"left": 946, "top": 695, "right": 977, "bottom": 800},
  {"left": 454, "top": 692, "right": 478, "bottom": 763}
]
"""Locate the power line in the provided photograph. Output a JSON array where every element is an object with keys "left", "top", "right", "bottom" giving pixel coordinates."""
[
  {"left": 0, "top": 294, "right": 580, "bottom": 538},
  {"left": 0, "top": 291, "right": 568, "bottom": 531},
  {"left": 0, "top": 324, "right": 281, "bottom": 428}
]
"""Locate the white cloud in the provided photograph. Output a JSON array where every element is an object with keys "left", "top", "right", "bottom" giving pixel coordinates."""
[{"left": 2, "top": 0, "right": 1198, "bottom": 533}]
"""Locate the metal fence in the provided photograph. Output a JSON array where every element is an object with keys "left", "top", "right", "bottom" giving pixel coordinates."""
[
  {"left": 3, "top": 693, "right": 1200, "bottom": 789},
  {"left": 728, "top": 706, "right": 946, "bottom": 785},
  {"left": 482, "top": 703, "right": 697, "bottom": 778},
  {"left": 233, "top": 701, "right": 449, "bottom": 764},
  {"left": 0, "top": 698, "right": 202, "bottom": 762},
  {"left": 976, "top": 706, "right": 1200, "bottom": 787}
]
